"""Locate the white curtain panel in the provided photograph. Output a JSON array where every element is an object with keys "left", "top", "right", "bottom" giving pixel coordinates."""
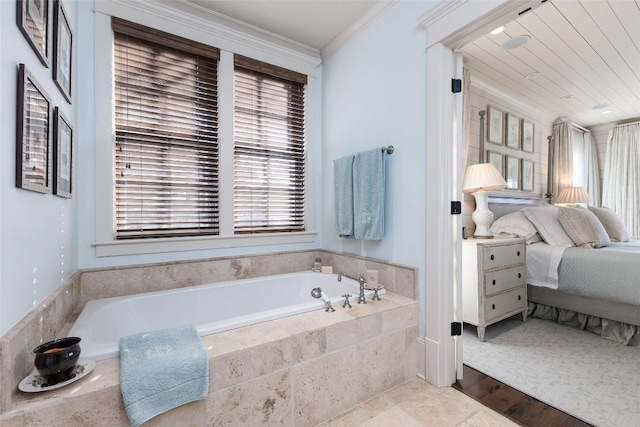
[
  {"left": 571, "top": 128, "right": 601, "bottom": 207},
  {"left": 602, "top": 123, "right": 640, "bottom": 239},
  {"left": 553, "top": 121, "right": 601, "bottom": 206},
  {"left": 552, "top": 121, "right": 573, "bottom": 201}
]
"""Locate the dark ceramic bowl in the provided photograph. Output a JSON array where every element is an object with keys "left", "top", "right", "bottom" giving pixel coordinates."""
[{"left": 33, "top": 337, "right": 81, "bottom": 386}]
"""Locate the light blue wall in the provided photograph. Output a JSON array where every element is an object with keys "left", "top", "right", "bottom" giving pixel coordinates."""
[
  {"left": 1, "top": 0, "right": 434, "bottom": 335},
  {"left": 0, "top": 0, "right": 78, "bottom": 335},
  {"left": 321, "top": 1, "right": 432, "bottom": 276}
]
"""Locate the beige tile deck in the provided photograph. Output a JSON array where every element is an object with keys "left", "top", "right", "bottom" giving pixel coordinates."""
[{"left": 320, "top": 379, "right": 518, "bottom": 427}]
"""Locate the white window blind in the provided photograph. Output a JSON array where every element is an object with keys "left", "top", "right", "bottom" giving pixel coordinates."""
[
  {"left": 233, "top": 55, "right": 307, "bottom": 234},
  {"left": 113, "top": 18, "right": 220, "bottom": 239}
]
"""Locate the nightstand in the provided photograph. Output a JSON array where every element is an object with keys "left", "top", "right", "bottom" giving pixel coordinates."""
[{"left": 462, "top": 237, "right": 527, "bottom": 341}]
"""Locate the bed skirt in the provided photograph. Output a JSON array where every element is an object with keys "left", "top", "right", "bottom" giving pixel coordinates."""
[{"left": 528, "top": 302, "right": 640, "bottom": 346}]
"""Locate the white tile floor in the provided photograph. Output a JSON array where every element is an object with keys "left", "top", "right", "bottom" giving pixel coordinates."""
[{"left": 320, "top": 379, "right": 518, "bottom": 427}]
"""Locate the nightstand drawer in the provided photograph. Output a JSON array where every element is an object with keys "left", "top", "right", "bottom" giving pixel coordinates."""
[
  {"left": 484, "top": 287, "right": 526, "bottom": 321},
  {"left": 482, "top": 243, "right": 524, "bottom": 270},
  {"left": 485, "top": 265, "right": 526, "bottom": 296}
]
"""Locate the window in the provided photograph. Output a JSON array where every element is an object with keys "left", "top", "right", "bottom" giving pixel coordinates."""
[
  {"left": 112, "top": 18, "right": 220, "bottom": 239},
  {"left": 233, "top": 55, "right": 307, "bottom": 234}
]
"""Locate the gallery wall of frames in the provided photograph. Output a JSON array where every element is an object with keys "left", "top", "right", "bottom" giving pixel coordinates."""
[{"left": 16, "top": 0, "right": 73, "bottom": 198}]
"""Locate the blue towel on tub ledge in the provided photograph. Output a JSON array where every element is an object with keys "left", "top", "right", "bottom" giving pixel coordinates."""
[
  {"left": 353, "top": 148, "right": 385, "bottom": 240},
  {"left": 119, "top": 324, "right": 209, "bottom": 427}
]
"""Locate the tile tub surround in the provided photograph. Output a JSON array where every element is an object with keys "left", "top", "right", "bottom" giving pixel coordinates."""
[
  {"left": 0, "top": 272, "right": 81, "bottom": 415},
  {"left": 1, "top": 293, "right": 418, "bottom": 426},
  {"left": 0, "top": 249, "right": 417, "bottom": 416}
]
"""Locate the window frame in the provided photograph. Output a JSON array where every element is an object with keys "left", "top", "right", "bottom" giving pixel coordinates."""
[{"left": 92, "top": 7, "right": 318, "bottom": 257}]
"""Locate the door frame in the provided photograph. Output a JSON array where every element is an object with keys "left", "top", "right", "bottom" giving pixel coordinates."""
[{"left": 417, "top": 0, "right": 546, "bottom": 387}]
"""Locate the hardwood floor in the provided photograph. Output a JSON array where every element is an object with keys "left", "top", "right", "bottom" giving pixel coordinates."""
[{"left": 453, "top": 365, "right": 593, "bottom": 427}]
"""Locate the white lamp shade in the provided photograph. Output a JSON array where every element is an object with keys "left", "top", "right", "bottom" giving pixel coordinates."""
[
  {"left": 556, "top": 186, "right": 592, "bottom": 204},
  {"left": 462, "top": 163, "right": 508, "bottom": 193}
]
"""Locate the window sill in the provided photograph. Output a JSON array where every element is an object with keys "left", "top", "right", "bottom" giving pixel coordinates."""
[{"left": 93, "top": 232, "right": 317, "bottom": 257}]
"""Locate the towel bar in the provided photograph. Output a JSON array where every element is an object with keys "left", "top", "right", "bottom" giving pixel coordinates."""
[{"left": 381, "top": 145, "right": 394, "bottom": 155}]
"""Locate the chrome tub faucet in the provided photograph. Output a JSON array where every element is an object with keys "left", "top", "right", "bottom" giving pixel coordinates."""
[{"left": 338, "top": 272, "right": 367, "bottom": 304}]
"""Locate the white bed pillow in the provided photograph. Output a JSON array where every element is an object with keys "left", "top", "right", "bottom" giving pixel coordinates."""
[
  {"left": 521, "top": 206, "right": 574, "bottom": 247},
  {"left": 490, "top": 211, "right": 541, "bottom": 244},
  {"left": 587, "top": 206, "right": 630, "bottom": 242},
  {"left": 558, "top": 206, "right": 611, "bottom": 248}
]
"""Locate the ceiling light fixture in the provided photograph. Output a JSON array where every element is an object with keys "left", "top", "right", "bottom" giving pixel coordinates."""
[
  {"left": 561, "top": 95, "right": 573, "bottom": 100},
  {"left": 592, "top": 103, "right": 610, "bottom": 110},
  {"left": 602, "top": 110, "right": 613, "bottom": 114},
  {"left": 502, "top": 35, "right": 530, "bottom": 50},
  {"left": 525, "top": 72, "right": 540, "bottom": 79},
  {"left": 491, "top": 26, "right": 505, "bottom": 35}
]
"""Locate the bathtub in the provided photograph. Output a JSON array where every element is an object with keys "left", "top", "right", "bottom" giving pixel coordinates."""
[{"left": 68, "top": 271, "right": 383, "bottom": 361}]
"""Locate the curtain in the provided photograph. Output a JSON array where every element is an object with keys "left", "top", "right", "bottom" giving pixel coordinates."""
[
  {"left": 552, "top": 121, "right": 601, "bottom": 206},
  {"left": 571, "top": 128, "right": 601, "bottom": 207},
  {"left": 552, "top": 121, "right": 572, "bottom": 202},
  {"left": 602, "top": 123, "right": 640, "bottom": 239}
]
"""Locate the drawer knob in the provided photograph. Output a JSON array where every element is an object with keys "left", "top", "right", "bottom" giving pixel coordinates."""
[
  {"left": 492, "top": 304, "right": 496, "bottom": 310},
  {"left": 518, "top": 273, "right": 521, "bottom": 279},
  {"left": 517, "top": 251, "right": 521, "bottom": 256},
  {"left": 518, "top": 295, "right": 522, "bottom": 301},
  {"left": 492, "top": 279, "right": 496, "bottom": 285},
  {"left": 490, "top": 254, "right": 495, "bottom": 261}
]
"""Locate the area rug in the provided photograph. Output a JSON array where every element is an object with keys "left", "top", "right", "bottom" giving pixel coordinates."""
[{"left": 463, "top": 317, "right": 640, "bottom": 427}]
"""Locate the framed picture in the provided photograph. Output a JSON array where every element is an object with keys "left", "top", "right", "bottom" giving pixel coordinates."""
[
  {"left": 486, "top": 151, "right": 504, "bottom": 176},
  {"left": 521, "top": 119, "right": 535, "bottom": 153},
  {"left": 505, "top": 113, "right": 520, "bottom": 149},
  {"left": 53, "top": 107, "right": 73, "bottom": 198},
  {"left": 17, "top": 0, "right": 49, "bottom": 67},
  {"left": 487, "top": 106, "right": 503, "bottom": 145},
  {"left": 16, "top": 64, "right": 51, "bottom": 194},
  {"left": 53, "top": 0, "right": 72, "bottom": 103},
  {"left": 521, "top": 159, "right": 534, "bottom": 192},
  {"left": 505, "top": 156, "right": 520, "bottom": 190}
]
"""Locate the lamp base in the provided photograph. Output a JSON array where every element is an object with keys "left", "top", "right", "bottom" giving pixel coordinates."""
[{"left": 471, "top": 190, "right": 494, "bottom": 239}]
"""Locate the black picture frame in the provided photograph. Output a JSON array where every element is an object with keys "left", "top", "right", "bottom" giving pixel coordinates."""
[
  {"left": 53, "top": 107, "right": 73, "bottom": 198},
  {"left": 17, "top": 0, "right": 50, "bottom": 67},
  {"left": 17, "top": 64, "right": 51, "bottom": 194},
  {"left": 53, "top": 0, "right": 72, "bottom": 103}
]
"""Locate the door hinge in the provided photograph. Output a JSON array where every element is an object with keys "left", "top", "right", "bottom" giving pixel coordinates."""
[
  {"left": 451, "top": 78, "right": 462, "bottom": 93},
  {"left": 451, "top": 322, "right": 462, "bottom": 336},
  {"left": 451, "top": 201, "right": 461, "bottom": 215}
]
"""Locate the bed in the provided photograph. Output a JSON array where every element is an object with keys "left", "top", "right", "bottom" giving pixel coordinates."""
[{"left": 489, "top": 201, "right": 640, "bottom": 345}]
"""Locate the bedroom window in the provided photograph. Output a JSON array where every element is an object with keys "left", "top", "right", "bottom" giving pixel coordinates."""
[
  {"left": 112, "top": 19, "right": 220, "bottom": 239},
  {"left": 233, "top": 55, "right": 307, "bottom": 234}
]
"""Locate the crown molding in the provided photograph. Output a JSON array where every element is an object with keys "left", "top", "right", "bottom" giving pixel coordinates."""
[
  {"left": 95, "top": 0, "right": 321, "bottom": 75},
  {"left": 321, "top": 0, "right": 398, "bottom": 61}
]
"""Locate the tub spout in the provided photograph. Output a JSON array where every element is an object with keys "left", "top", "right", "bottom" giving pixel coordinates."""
[
  {"left": 311, "top": 287, "right": 335, "bottom": 312},
  {"left": 337, "top": 272, "right": 367, "bottom": 304}
]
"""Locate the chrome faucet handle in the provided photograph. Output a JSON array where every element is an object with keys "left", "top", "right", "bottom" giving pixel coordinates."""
[
  {"left": 372, "top": 285, "right": 384, "bottom": 301},
  {"left": 342, "top": 294, "right": 352, "bottom": 308}
]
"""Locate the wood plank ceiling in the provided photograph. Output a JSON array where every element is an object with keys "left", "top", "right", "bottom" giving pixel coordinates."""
[{"left": 460, "top": 0, "right": 640, "bottom": 127}]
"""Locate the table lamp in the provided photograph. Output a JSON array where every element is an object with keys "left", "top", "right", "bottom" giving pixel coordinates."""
[
  {"left": 462, "top": 163, "right": 508, "bottom": 238},
  {"left": 555, "top": 186, "right": 592, "bottom": 206}
]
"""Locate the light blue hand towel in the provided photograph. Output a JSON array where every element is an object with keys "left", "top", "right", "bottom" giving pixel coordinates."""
[
  {"left": 119, "top": 324, "right": 209, "bottom": 427},
  {"left": 334, "top": 155, "right": 355, "bottom": 237},
  {"left": 353, "top": 149, "right": 385, "bottom": 240}
]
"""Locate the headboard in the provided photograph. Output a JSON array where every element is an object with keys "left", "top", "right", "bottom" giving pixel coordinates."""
[{"left": 489, "top": 194, "right": 548, "bottom": 220}]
